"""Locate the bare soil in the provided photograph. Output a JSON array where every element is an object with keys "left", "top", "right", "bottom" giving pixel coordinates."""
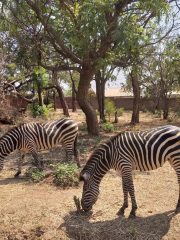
[{"left": 0, "top": 109, "right": 180, "bottom": 240}]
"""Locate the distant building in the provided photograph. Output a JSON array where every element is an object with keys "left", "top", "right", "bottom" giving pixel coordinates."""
[{"left": 105, "top": 87, "right": 134, "bottom": 97}]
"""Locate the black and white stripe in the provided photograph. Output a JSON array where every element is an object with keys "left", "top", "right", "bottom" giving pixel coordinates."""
[
  {"left": 0, "top": 118, "right": 80, "bottom": 177},
  {"left": 80, "top": 125, "right": 180, "bottom": 217}
]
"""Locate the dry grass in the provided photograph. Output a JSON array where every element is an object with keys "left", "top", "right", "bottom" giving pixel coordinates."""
[{"left": 0, "top": 109, "right": 180, "bottom": 240}]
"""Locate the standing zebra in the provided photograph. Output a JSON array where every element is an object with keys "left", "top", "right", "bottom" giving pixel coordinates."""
[
  {"left": 80, "top": 125, "right": 180, "bottom": 217},
  {"left": 0, "top": 118, "right": 80, "bottom": 177}
]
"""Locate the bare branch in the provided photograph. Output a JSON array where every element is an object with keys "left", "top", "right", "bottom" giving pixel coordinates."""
[{"left": 4, "top": 82, "right": 37, "bottom": 103}]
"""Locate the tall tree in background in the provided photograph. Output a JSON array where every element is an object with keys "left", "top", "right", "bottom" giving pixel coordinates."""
[
  {"left": 0, "top": 0, "right": 176, "bottom": 135},
  {"left": 95, "top": 66, "right": 116, "bottom": 122}
]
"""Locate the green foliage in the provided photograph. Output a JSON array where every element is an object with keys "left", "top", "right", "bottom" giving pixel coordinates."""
[
  {"left": 51, "top": 162, "right": 79, "bottom": 187},
  {"left": 114, "top": 126, "right": 119, "bottom": 131},
  {"left": 116, "top": 108, "right": 124, "bottom": 117},
  {"left": 64, "top": 89, "right": 72, "bottom": 96},
  {"left": 103, "top": 122, "right": 114, "bottom": 133},
  {"left": 79, "top": 124, "right": 87, "bottom": 131},
  {"left": 27, "top": 103, "right": 52, "bottom": 118},
  {"left": 141, "top": 106, "right": 148, "bottom": 113},
  {"left": 105, "top": 98, "right": 115, "bottom": 121},
  {"left": 93, "top": 136, "right": 102, "bottom": 147},
  {"left": 27, "top": 168, "right": 45, "bottom": 182},
  {"left": 154, "top": 109, "right": 162, "bottom": 118}
]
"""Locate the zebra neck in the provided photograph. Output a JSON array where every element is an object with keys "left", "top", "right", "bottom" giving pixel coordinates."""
[{"left": 91, "top": 157, "right": 111, "bottom": 183}]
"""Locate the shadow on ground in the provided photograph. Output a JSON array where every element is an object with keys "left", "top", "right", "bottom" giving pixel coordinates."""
[{"left": 59, "top": 210, "right": 176, "bottom": 240}]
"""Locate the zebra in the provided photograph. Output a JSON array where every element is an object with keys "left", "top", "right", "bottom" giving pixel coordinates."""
[
  {"left": 0, "top": 118, "right": 80, "bottom": 177},
  {"left": 79, "top": 125, "right": 180, "bottom": 217}
]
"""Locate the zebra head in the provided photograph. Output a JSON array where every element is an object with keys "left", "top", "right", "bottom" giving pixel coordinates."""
[{"left": 79, "top": 171, "right": 100, "bottom": 212}]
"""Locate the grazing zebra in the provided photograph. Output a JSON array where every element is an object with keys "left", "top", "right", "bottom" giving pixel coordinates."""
[
  {"left": 0, "top": 118, "right": 80, "bottom": 177},
  {"left": 79, "top": 125, "right": 180, "bottom": 217}
]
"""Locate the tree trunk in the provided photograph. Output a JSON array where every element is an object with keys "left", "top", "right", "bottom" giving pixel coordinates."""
[
  {"left": 131, "top": 70, "right": 140, "bottom": 124},
  {"left": 37, "top": 86, "right": 43, "bottom": 106},
  {"left": 163, "top": 93, "right": 169, "bottom": 119},
  {"left": 95, "top": 70, "right": 106, "bottom": 122},
  {"left": 72, "top": 83, "right": 76, "bottom": 112},
  {"left": 77, "top": 68, "right": 99, "bottom": 136},
  {"left": 53, "top": 91, "right": 56, "bottom": 111},
  {"left": 69, "top": 70, "right": 77, "bottom": 112},
  {"left": 53, "top": 71, "right": 69, "bottom": 117}
]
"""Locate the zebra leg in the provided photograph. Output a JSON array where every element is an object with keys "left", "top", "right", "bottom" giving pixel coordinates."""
[
  {"left": 29, "top": 149, "right": 43, "bottom": 171},
  {"left": 118, "top": 169, "right": 137, "bottom": 217},
  {"left": 14, "top": 152, "right": 25, "bottom": 177},
  {"left": 170, "top": 160, "right": 180, "bottom": 214},
  {"left": 175, "top": 168, "right": 180, "bottom": 214},
  {"left": 0, "top": 158, "right": 4, "bottom": 174},
  {"left": 74, "top": 148, "right": 81, "bottom": 168},
  {"left": 74, "top": 135, "right": 81, "bottom": 168},
  {"left": 63, "top": 140, "right": 73, "bottom": 162},
  {"left": 117, "top": 180, "right": 128, "bottom": 216}
]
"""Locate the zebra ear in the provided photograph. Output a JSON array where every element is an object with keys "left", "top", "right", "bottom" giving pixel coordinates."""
[{"left": 79, "top": 172, "right": 90, "bottom": 181}]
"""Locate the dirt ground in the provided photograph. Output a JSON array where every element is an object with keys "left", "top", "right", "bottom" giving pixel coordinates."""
[{"left": 0, "top": 109, "right": 180, "bottom": 240}]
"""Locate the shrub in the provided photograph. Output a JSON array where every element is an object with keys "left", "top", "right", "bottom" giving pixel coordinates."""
[
  {"left": 79, "top": 124, "right": 87, "bottom": 131},
  {"left": 116, "top": 108, "right": 124, "bottom": 117},
  {"left": 27, "top": 168, "right": 45, "bottom": 182},
  {"left": 103, "top": 122, "right": 114, "bottom": 133},
  {"left": 105, "top": 98, "right": 116, "bottom": 121},
  {"left": 141, "top": 106, "right": 148, "bottom": 113},
  {"left": 51, "top": 162, "right": 80, "bottom": 187},
  {"left": 154, "top": 109, "right": 162, "bottom": 118},
  {"left": 28, "top": 103, "right": 52, "bottom": 118}
]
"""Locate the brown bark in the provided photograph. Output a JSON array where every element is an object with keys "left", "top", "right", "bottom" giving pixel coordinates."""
[
  {"left": 69, "top": 71, "right": 77, "bottom": 112},
  {"left": 95, "top": 70, "right": 106, "bottom": 122},
  {"left": 37, "top": 87, "right": 43, "bottom": 106},
  {"left": 77, "top": 68, "right": 99, "bottom": 136},
  {"left": 72, "top": 86, "right": 76, "bottom": 112},
  {"left": 53, "top": 71, "right": 69, "bottom": 117},
  {"left": 53, "top": 91, "right": 57, "bottom": 111},
  {"left": 131, "top": 70, "right": 140, "bottom": 124}
]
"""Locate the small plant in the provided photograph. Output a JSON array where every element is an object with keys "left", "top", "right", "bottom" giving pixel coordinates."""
[
  {"left": 154, "top": 109, "right": 162, "bottom": 118},
  {"left": 93, "top": 136, "right": 102, "bottom": 147},
  {"left": 103, "top": 122, "right": 114, "bottom": 133},
  {"left": 105, "top": 98, "right": 116, "bottom": 121},
  {"left": 27, "top": 168, "right": 45, "bottom": 182},
  {"left": 130, "top": 226, "right": 137, "bottom": 236},
  {"left": 116, "top": 108, "right": 124, "bottom": 117},
  {"left": 79, "top": 124, "right": 87, "bottom": 131},
  {"left": 114, "top": 126, "right": 119, "bottom": 131},
  {"left": 51, "top": 162, "right": 80, "bottom": 187},
  {"left": 141, "top": 106, "right": 148, "bottom": 113},
  {"left": 28, "top": 103, "right": 52, "bottom": 118}
]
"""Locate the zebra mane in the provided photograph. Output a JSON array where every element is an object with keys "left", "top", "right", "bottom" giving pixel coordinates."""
[{"left": 85, "top": 131, "right": 126, "bottom": 164}]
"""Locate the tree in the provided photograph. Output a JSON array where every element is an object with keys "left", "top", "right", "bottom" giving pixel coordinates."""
[
  {"left": 0, "top": 0, "right": 174, "bottom": 135},
  {"left": 95, "top": 66, "right": 116, "bottom": 122},
  {"left": 140, "top": 39, "right": 180, "bottom": 119}
]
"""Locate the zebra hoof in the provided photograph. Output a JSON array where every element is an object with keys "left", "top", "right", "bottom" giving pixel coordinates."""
[
  {"left": 14, "top": 172, "right": 21, "bottom": 178},
  {"left": 117, "top": 209, "right": 124, "bottom": 216},
  {"left": 175, "top": 207, "right": 180, "bottom": 214},
  {"left": 128, "top": 213, "right": 136, "bottom": 219}
]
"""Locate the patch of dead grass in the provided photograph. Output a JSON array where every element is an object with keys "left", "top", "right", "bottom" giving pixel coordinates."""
[{"left": 0, "top": 110, "right": 180, "bottom": 239}]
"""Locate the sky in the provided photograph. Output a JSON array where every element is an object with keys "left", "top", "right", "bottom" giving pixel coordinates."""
[{"left": 91, "top": 70, "right": 126, "bottom": 92}]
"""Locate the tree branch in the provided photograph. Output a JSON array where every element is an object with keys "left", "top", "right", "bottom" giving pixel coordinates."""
[
  {"left": 25, "top": 0, "right": 83, "bottom": 65},
  {"left": 4, "top": 82, "right": 37, "bottom": 103}
]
